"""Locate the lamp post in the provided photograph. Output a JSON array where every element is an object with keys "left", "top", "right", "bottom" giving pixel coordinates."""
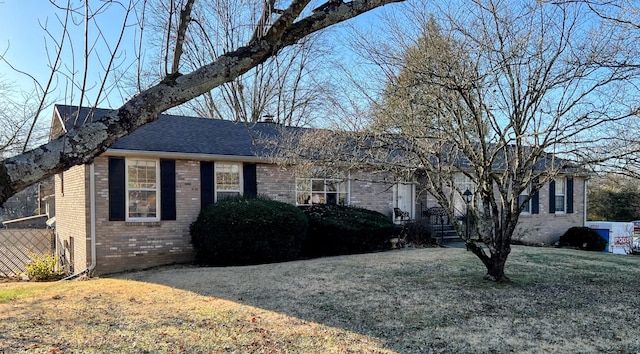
[{"left": 463, "top": 189, "right": 472, "bottom": 241}]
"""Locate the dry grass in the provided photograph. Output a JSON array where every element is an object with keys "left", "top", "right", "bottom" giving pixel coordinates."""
[{"left": 2, "top": 246, "right": 640, "bottom": 353}]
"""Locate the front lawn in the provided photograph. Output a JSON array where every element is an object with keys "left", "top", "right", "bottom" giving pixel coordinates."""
[{"left": 1, "top": 246, "right": 640, "bottom": 353}]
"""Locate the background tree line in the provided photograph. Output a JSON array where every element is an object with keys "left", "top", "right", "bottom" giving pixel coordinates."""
[{"left": 588, "top": 175, "right": 640, "bottom": 222}]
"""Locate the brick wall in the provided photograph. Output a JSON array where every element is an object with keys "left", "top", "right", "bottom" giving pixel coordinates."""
[
  {"left": 348, "top": 171, "right": 396, "bottom": 218},
  {"left": 257, "top": 164, "right": 396, "bottom": 218},
  {"left": 54, "top": 165, "right": 90, "bottom": 274},
  {"left": 91, "top": 157, "right": 198, "bottom": 275},
  {"left": 414, "top": 176, "right": 587, "bottom": 245},
  {"left": 57, "top": 157, "right": 583, "bottom": 274},
  {"left": 256, "top": 164, "right": 296, "bottom": 203},
  {"left": 514, "top": 177, "right": 586, "bottom": 245}
]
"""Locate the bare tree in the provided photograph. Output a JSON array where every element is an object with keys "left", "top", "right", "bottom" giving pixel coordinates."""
[
  {"left": 0, "top": 78, "right": 52, "bottom": 222},
  {"left": 125, "top": 0, "right": 333, "bottom": 126},
  {"left": 0, "top": 79, "right": 50, "bottom": 157},
  {"left": 0, "top": 0, "right": 405, "bottom": 205},
  {"left": 294, "top": 0, "right": 640, "bottom": 281},
  {"left": 179, "top": 2, "right": 330, "bottom": 126}
]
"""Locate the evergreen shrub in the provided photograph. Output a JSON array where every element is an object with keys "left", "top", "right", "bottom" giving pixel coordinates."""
[
  {"left": 559, "top": 226, "right": 608, "bottom": 252},
  {"left": 301, "top": 204, "right": 395, "bottom": 257},
  {"left": 190, "top": 196, "right": 308, "bottom": 266}
]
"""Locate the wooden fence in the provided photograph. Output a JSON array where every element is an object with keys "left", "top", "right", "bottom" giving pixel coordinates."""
[{"left": 0, "top": 229, "right": 55, "bottom": 277}]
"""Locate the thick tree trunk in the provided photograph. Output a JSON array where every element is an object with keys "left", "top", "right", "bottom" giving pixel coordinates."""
[
  {"left": 483, "top": 247, "right": 510, "bottom": 282},
  {"left": 466, "top": 240, "right": 511, "bottom": 282}
]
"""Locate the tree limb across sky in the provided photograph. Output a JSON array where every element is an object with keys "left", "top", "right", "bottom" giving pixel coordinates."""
[{"left": 0, "top": 0, "right": 404, "bottom": 205}]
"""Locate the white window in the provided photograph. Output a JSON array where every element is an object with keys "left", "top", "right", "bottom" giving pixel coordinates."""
[
  {"left": 555, "top": 178, "right": 566, "bottom": 213},
  {"left": 126, "top": 159, "right": 159, "bottom": 221},
  {"left": 296, "top": 178, "right": 348, "bottom": 206},
  {"left": 215, "top": 162, "right": 241, "bottom": 201}
]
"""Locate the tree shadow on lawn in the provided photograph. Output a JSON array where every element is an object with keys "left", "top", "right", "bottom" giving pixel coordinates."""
[{"left": 117, "top": 246, "right": 640, "bottom": 353}]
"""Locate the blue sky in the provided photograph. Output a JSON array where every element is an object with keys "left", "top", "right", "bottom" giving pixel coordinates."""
[
  {"left": 0, "top": 1, "right": 143, "bottom": 109},
  {"left": 0, "top": 2, "right": 58, "bottom": 91},
  {"left": 0, "top": 1, "right": 391, "bottom": 112}
]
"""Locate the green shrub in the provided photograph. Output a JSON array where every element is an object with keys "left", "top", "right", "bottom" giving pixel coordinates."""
[
  {"left": 559, "top": 226, "right": 608, "bottom": 252},
  {"left": 190, "top": 196, "right": 308, "bottom": 266},
  {"left": 301, "top": 204, "right": 395, "bottom": 257},
  {"left": 25, "top": 252, "right": 64, "bottom": 281}
]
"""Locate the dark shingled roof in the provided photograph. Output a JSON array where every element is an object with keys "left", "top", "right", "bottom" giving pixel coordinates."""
[
  {"left": 52, "top": 105, "right": 585, "bottom": 175},
  {"left": 53, "top": 104, "right": 306, "bottom": 157}
]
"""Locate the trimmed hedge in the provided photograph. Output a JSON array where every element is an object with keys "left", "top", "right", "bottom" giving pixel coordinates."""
[
  {"left": 300, "top": 204, "right": 395, "bottom": 257},
  {"left": 190, "top": 196, "right": 308, "bottom": 266},
  {"left": 559, "top": 226, "right": 608, "bottom": 252}
]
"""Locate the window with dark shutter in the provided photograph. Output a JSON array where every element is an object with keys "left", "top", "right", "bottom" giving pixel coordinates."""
[
  {"left": 567, "top": 177, "right": 574, "bottom": 214},
  {"left": 243, "top": 163, "right": 257, "bottom": 198},
  {"left": 126, "top": 159, "right": 160, "bottom": 221},
  {"left": 549, "top": 177, "right": 569, "bottom": 214},
  {"left": 200, "top": 161, "right": 214, "bottom": 210},
  {"left": 160, "top": 160, "right": 176, "bottom": 220},
  {"left": 519, "top": 186, "right": 532, "bottom": 213},
  {"left": 214, "top": 162, "right": 241, "bottom": 200},
  {"left": 531, "top": 177, "right": 539, "bottom": 214},
  {"left": 549, "top": 179, "right": 556, "bottom": 214},
  {"left": 108, "top": 157, "right": 126, "bottom": 221}
]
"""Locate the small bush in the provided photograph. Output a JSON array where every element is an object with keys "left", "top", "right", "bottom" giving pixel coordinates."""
[
  {"left": 190, "top": 196, "right": 308, "bottom": 266},
  {"left": 398, "top": 219, "right": 436, "bottom": 247},
  {"left": 25, "top": 252, "right": 64, "bottom": 281},
  {"left": 559, "top": 226, "right": 608, "bottom": 252},
  {"left": 301, "top": 204, "right": 395, "bottom": 257}
]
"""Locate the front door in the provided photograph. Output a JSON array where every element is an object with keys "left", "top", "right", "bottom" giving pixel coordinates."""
[{"left": 394, "top": 183, "right": 414, "bottom": 220}]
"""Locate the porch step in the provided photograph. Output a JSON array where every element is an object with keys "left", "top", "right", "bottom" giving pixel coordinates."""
[{"left": 430, "top": 224, "right": 463, "bottom": 243}]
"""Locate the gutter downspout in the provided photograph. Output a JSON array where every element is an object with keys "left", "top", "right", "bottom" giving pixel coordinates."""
[
  {"left": 583, "top": 177, "right": 588, "bottom": 226},
  {"left": 62, "top": 163, "right": 96, "bottom": 280}
]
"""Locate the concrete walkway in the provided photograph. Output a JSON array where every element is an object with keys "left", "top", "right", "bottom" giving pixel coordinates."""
[{"left": 442, "top": 241, "right": 467, "bottom": 249}]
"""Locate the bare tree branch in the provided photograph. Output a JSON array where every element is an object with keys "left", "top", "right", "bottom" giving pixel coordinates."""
[
  {"left": 277, "top": 0, "right": 640, "bottom": 281},
  {"left": 0, "top": 0, "right": 404, "bottom": 205},
  {"left": 171, "top": 0, "right": 196, "bottom": 74}
]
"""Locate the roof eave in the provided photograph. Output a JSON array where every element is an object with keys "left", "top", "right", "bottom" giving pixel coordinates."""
[
  {"left": 49, "top": 105, "right": 68, "bottom": 141},
  {"left": 102, "top": 148, "right": 267, "bottom": 163}
]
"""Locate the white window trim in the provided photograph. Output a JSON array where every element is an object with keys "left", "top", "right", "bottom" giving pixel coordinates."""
[
  {"left": 519, "top": 186, "right": 531, "bottom": 214},
  {"left": 555, "top": 177, "right": 566, "bottom": 214},
  {"left": 295, "top": 177, "right": 349, "bottom": 206},
  {"left": 125, "top": 158, "right": 160, "bottom": 222},
  {"left": 214, "top": 162, "right": 243, "bottom": 202}
]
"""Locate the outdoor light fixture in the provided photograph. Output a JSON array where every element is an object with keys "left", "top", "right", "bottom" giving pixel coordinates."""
[
  {"left": 463, "top": 189, "right": 473, "bottom": 242},
  {"left": 463, "top": 189, "right": 473, "bottom": 203}
]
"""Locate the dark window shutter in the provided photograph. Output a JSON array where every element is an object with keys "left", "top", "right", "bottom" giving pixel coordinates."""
[
  {"left": 531, "top": 177, "right": 539, "bottom": 214},
  {"left": 160, "top": 160, "right": 176, "bottom": 220},
  {"left": 108, "top": 157, "right": 126, "bottom": 221},
  {"left": 200, "top": 161, "right": 214, "bottom": 210},
  {"left": 567, "top": 177, "right": 574, "bottom": 214},
  {"left": 243, "top": 163, "right": 257, "bottom": 198},
  {"left": 549, "top": 179, "right": 556, "bottom": 214}
]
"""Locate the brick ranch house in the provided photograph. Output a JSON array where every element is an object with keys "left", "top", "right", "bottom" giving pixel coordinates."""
[{"left": 49, "top": 105, "right": 587, "bottom": 276}]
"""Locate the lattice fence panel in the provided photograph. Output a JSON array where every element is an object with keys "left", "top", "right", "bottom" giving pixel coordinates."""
[{"left": 0, "top": 229, "right": 54, "bottom": 277}]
